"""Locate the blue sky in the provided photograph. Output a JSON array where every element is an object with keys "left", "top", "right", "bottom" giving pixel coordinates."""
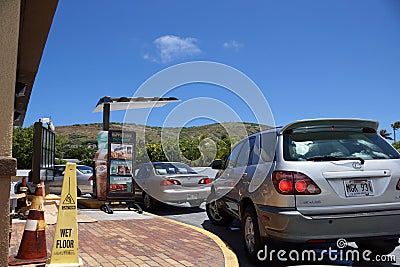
[{"left": 25, "top": 0, "right": 400, "bottom": 135}]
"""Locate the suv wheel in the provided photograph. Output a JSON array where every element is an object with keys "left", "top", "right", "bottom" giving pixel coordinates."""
[
  {"left": 206, "top": 199, "right": 233, "bottom": 226},
  {"left": 242, "top": 206, "right": 263, "bottom": 263},
  {"left": 357, "top": 239, "right": 399, "bottom": 255}
]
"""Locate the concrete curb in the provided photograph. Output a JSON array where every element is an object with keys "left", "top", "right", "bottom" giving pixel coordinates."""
[{"left": 144, "top": 211, "right": 239, "bottom": 267}]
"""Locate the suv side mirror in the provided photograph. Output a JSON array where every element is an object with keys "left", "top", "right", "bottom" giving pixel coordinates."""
[{"left": 211, "top": 159, "right": 223, "bottom": 169}]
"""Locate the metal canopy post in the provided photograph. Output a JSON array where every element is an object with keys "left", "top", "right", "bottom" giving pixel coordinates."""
[{"left": 103, "top": 102, "right": 110, "bottom": 131}]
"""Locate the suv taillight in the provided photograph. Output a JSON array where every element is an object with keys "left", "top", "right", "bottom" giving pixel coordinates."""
[
  {"left": 397, "top": 179, "right": 400, "bottom": 190},
  {"left": 272, "top": 171, "right": 321, "bottom": 195},
  {"left": 160, "top": 179, "right": 181, "bottom": 186}
]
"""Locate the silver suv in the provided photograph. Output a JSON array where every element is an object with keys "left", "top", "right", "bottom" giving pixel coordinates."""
[{"left": 206, "top": 118, "right": 400, "bottom": 262}]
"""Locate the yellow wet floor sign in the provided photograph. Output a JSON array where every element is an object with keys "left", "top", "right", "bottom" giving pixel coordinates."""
[{"left": 46, "top": 163, "right": 83, "bottom": 267}]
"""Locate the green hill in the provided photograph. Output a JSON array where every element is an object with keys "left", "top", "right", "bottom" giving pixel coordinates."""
[{"left": 54, "top": 122, "right": 271, "bottom": 146}]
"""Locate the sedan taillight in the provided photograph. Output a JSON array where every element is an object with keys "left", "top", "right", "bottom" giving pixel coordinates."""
[
  {"left": 198, "top": 178, "right": 211, "bottom": 184},
  {"left": 160, "top": 179, "right": 181, "bottom": 186},
  {"left": 272, "top": 171, "right": 321, "bottom": 195},
  {"left": 397, "top": 179, "right": 400, "bottom": 190}
]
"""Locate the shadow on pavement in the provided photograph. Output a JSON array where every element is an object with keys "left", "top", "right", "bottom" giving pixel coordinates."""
[{"left": 147, "top": 202, "right": 206, "bottom": 216}]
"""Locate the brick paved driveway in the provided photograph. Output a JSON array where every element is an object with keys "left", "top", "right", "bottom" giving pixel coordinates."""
[{"left": 10, "top": 217, "right": 225, "bottom": 267}]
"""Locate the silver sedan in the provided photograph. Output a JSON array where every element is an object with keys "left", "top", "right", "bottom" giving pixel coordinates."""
[{"left": 134, "top": 162, "right": 212, "bottom": 211}]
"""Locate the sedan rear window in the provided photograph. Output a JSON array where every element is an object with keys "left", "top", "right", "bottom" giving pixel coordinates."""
[
  {"left": 77, "top": 166, "right": 93, "bottom": 174},
  {"left": 152, "top": 162, "right": 198, "bottom": 175},
  {"left": 284, "top": 127, "right": 400, "bottom": 161}
]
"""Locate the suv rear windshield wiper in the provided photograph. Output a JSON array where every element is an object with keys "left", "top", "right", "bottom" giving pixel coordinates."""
[{"left": 306, "top": 156, "right": 365, "bottom": 165}]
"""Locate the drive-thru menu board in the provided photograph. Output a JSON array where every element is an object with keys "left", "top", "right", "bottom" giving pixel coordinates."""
[
  {"left": 94, "top": 130, "right": 136, "bottom": 201},
  {"left": 107, "top": 130, "right": 136, "bottom": 200}
]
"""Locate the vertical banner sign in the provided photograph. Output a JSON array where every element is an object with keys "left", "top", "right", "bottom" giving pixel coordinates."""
[
  {"left": 94, "top": 131, "right": 108, "bottom": 200},
  {"left": 107, "top": 130, "right": 136, "bottom": 200},
  {"left": 46, "top": 163, "right": 82, "bottom": 267}
]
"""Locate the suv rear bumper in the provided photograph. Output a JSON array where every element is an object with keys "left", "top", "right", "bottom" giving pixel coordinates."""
[{"left": 257, "top": 205, "right": 400, "bottom": 243}]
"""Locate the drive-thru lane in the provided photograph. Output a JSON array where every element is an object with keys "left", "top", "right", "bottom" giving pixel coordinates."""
[{"left": 153, "top": 202, "right": 400, "bottom": 267}]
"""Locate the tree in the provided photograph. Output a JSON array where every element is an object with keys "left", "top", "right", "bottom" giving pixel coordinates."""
[
  {"left": 379, "top": 129, "right": 393, "bottom": 140},
  {"left": 55, "top": 135, "right": 68, "bottom": 159},
  {"left": 216, "top": 135, "right": 231, "bottom": 162},
  {"left": 145, "top": 143, "right": 167, "bottom": 162},
  {"left": 64, "top": 146, "right": 95, "bottom": 166},
  {"left": 12, "top": 126, "right": 34, "bottom": 169},
  {"left": 393, "top": 141, "right": 400, "bottom": 152},
  {"left": 180, "top": 140, "right": 201, "bottom": 162},
  {"left": 391, "top": 121, "right": 400, "bottom": 142}
]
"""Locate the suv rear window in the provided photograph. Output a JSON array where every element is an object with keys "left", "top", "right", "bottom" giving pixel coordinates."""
[{"left": 284, "top": 127, "right": 400, "bottom": 161}]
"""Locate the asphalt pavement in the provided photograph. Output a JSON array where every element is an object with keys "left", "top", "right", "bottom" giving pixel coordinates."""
[{"left": 151, "top": 202, "right": 400, "bottom": 267}]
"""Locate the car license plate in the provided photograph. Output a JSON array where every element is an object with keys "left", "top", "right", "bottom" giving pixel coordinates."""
[
  {"left": 344, "top": 179, "right": 374, "bottom": 197},
  {"left": 187, "top": 193, "right": 198, "bottom": 200}
]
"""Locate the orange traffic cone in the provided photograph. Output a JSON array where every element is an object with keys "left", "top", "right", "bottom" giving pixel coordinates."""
[
  {"left": 16, "top": 177, "right": 28, "bottom": 213},
  {"left": 9, "top": 184, "right": 48, "bottom": 265}
]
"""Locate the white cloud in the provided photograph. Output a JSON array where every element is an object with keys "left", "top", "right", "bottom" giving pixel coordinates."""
[
  {"left": 223, "top": 40, "right": 243, "bottom": 50},
  {"left": 151, "top": 35, "right": 201, "bottom": 64}
]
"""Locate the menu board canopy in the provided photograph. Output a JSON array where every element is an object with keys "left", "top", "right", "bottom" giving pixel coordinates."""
[{"left": 92, "top": 96, "right": 180, "bottom": 113}]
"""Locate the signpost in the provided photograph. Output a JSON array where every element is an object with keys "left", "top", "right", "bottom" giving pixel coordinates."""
[{"left": 93, "top": 96, "right": 179, "bottom": 213}]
